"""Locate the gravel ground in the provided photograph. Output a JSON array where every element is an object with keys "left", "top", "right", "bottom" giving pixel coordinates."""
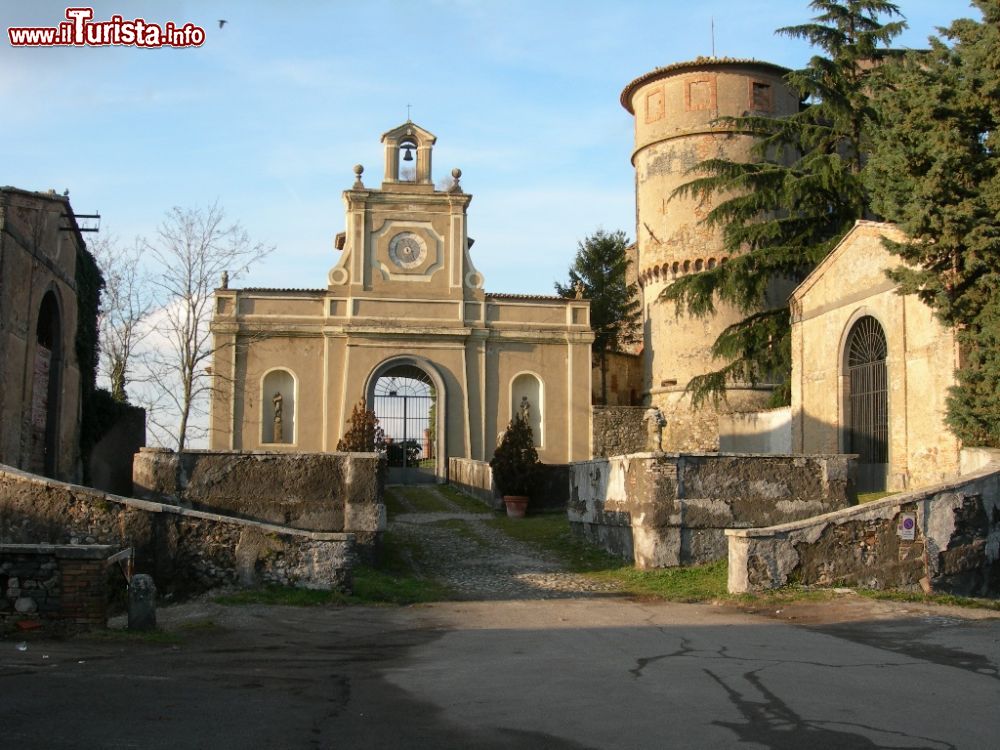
[{"left": 386, "top": 485, "right": 622, "bottom": 600}]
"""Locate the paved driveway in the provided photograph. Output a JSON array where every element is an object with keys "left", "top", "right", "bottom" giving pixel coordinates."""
[{"left": 2, "top": 486, "right": 998, "bottom": 748}]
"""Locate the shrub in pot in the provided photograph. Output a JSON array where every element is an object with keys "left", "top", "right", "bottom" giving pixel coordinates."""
[{"left": 490, "top": 414, "right": 539, "bottom": 518}]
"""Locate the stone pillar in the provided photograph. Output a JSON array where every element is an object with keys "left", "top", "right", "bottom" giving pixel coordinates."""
[{"left": 128, "top": 574, "right": 157, "bottom": 631}]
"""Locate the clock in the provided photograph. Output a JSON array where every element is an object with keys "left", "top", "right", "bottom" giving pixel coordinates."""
[{"left": 388, "top": 232, "right": 427, "bottom": 269}]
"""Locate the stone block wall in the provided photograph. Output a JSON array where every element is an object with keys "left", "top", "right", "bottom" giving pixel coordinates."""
[
  {"left": 0, "top": 464, "right": 356, "bottom": 598},
  {"left": 132, "top": 448, "right": 384, "bottom": 547},
  {"left": 592, "top": 406, "right": 648, "bottom": 458},
  {"left": 727, "top": 464, "right": 1000, "bottom": 596},
  {"left": 568, "top": 452, "right": 856, "bottom": 568},
  {"left": 1, "top": 544, "right": 114, "bottom": 634}
]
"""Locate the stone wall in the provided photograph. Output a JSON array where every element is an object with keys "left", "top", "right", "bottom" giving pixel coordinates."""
[
  {"left": 726, "top": 464, "right": 1000, "bottom": 596},
  {"left": 1, "top": 544, "right": 114, "bottom": 634},
  {"left": 592, "top": 406, "right": 648, "bottom": 458},
  {"left": 132, "top": 448, "right": 384, "bottom": 547},
  {"left": 448, "top": 457, "right": 569, "bottom": 512},
  {"left": 718, "top": 407, "right": 792, "bottom": 454},
  {"left": 569, "top": 452, "right": 855, "bottom": 568},
  {"left": 0, "top": 463, "right": 355, "bottom": 598}
]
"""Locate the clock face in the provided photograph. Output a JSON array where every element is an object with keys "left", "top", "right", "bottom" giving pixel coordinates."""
[{"left": 388, "top": 232, "right": 427, "bottom": 269}]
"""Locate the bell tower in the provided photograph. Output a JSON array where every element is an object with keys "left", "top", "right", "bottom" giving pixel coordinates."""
[{"left": 327, "top": 121, "right": 484, "bottom": 306}]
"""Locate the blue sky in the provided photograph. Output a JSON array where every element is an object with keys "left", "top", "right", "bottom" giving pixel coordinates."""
[{"left": 3, "top": 1, "right": 967, "bottom": 295}]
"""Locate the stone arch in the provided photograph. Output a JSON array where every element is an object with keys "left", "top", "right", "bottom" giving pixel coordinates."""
[
  {"left": 840, "top": 313, "right": 889, "bottom": 491},
  {"left": 32, "top": 288, "right": 63, "bottom": 477},
  {"left": 509, "top": 371, "right": 544, "bottom": 447},
  {"left": 260, "top": 368, "right": 297, "bottom": 445},
  {"left": 707, "top": 258, "right": 717, "bottom": 269},
  {"left": 365, "top": 355, "right": 447, "bottom": 482},
  {"left": 694, "top": 258, "right": 703, "bottom": 271}
]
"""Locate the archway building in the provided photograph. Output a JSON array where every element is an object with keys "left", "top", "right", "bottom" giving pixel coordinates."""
[{"left": 209, "top": 122, "right": 594, "bottom": 473}]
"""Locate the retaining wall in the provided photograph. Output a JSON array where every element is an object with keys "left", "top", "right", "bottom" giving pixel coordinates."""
[
  {"left": 0, "top": 463, "right": 355, "bottom": 598},
  {"left": 569, "top": 452, "right": 855, "bottom": 567},
  {"left": 133, "top": 448, "right": 384, "bottom": 547},
  {"left": 592, "top": 406, "right": 648, "bottom": 458},
  {"left": 718, "top": 407, "right": 791, "bottom": 454},
  {"left": 727, "top": 464, "right": 1000, "bottom": 596}
]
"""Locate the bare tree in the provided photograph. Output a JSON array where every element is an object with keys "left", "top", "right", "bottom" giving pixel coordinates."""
[
  {"left": 90, "top": 233, "right": 153, "bottom": 403},
  {"left": 141, "top": 203, "right": 272, "bottom": 452}
]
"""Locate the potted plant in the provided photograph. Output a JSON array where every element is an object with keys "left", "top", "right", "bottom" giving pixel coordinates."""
[{"left": 489, "top": 414, "right": 539, "bottom": 518}]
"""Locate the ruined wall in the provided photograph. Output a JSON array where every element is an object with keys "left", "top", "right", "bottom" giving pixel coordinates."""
[
  {"left": 132, "top": 448, "right": 384, "bottom": 546},
  {"left": 727, "top": 464, "right": 1000, "bottom": 596},
  {"left": 592, "top": 406, "right": 648, "bottom": 458},
  {"left": 0, "top": 464, "right": 355, "bottom": 597},
  {"left": 719, "top": 407, "right": 792, "bottom": 454},
  {"left": 568, "top": 452, "right": 855, "bottom": 567},
  {"left": 1, "top": 544, "right": 114, "bottom": 634}
]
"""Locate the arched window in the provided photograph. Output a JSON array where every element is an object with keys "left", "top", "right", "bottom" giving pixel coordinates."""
[
  {"left": 511, "top": 373, "right": 543, "bottom": 447},
  {"left": 844, "top": 316, "right": 888, "bottom": 490},
  {"left": 261, "top": 369, "right": 295, "bottom": 444}
]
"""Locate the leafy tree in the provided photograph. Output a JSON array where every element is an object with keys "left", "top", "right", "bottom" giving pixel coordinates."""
[
  {"left": 867, "top": 0, "right": 1000, "bottom": 446},
  {"left": 554, "top": 228, "right": 640, "bottom": 405},
  {"left": 664, "top": 0, "right": 905, "bottom": 406},
  {"left": 337, "top": 399, "right": 386, "bottom": 453}
]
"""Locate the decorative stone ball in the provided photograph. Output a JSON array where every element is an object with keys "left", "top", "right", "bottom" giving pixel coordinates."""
[
  {"left": 353, "top": 164, "right": 364, "bottom": 176},
  {"left": 451, "top": 168, "right": 462, "bottom": 179}
]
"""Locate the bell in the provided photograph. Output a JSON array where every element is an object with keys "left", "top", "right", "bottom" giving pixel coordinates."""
[{"left": 402, "top": 145, "right": 414, "bottom": 162}]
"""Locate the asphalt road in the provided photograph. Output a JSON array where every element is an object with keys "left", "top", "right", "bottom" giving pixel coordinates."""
[{"left": 1, "top": 595, "right": 998, "bottom": 749}]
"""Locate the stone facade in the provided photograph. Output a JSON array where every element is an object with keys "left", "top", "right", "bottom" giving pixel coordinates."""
[
  {"left": 132, "top": 448, "right": 384, "bottom": 548},
  {"left": 790, "top": 222, "right": 962, "bottom": 491},
  {"left": 0, "top": 463, "right": 355, "bottom": 596},
  {"left": 0, "top": 187, "right": 88, "bottom": 482},
  {"left": 568, "top": 453, "right": 855, "bottom": 568},
  {"left": 210, "top": 122, "right": 593, "bottom": 474},
  {"left": 621, "top": 59, "right": 799, "bottom": 450},
  {"left": 727, "top": 463, "right": 1000, "bottom": 596},
  {"left": 591, "top": 406, "right": 648, "bottom": 457},
  {"left": 718, "top": 407, "right": 792, "bottom": 454},
  {"left": 1, "top": 544, "right": 114, "bottom": 634}
]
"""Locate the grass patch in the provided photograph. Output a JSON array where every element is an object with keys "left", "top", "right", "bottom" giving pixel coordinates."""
[
  {"left": 857, "top": 588, "right": 1000, "bottom": 611},
  {"left": 437, "top": 484, "right": 493, "bottom": 514},
  {"left": 215, "top": 587, "right": 351, "bottom": 607},
  {"left": 387, "top": 486, "right": 454, "bottom": 513}
]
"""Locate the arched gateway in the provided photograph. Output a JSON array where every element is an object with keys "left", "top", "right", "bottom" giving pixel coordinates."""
[{"left": 210, "top": 122, "right": 594, "bottom": 480}]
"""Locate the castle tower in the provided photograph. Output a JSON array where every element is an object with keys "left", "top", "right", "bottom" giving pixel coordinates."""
[{"left": 621, "top": 58, "right": 799, "bottom": 450}]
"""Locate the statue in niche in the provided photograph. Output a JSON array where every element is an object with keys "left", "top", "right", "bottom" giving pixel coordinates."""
[
  {"left": 272, "top": 391, "right": 283, "bottom": 443},
  {"left": 644, "top": 406, "right": 666, "bottom": 452},
  {"left": 519, "top": 396, "right": 531, "bottom": 424}
]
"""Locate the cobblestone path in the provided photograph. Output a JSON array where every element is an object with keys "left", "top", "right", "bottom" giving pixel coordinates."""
[{"left": 386, "top": 485, "right": 622, "bottom": 600}]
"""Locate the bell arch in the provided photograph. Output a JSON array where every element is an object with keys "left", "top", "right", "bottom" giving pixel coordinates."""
[{"left": 365, "top": 355, "right": 447, "bottom": 483}]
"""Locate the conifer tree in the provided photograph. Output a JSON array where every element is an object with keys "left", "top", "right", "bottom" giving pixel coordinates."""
[
  {"left": 664, "top": 0, "right": 905, "bottom": 406},
  {"left": 867, "top": 0, "right": 1000, "bottom": 446},
  {"left": 555, "top": 228, "right": 640, "bottom": 404},
  {"left": 337, "top": 399, "right": 386, "bottom": 453}
]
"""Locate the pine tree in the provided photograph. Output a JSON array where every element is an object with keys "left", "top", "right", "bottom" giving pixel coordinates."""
[
  {"left": 554, "top": 229, "right": 640, "bottom": 405},
  {"left": 664, "top": 0, "right": 905, "bottom": 406},
  {"left": 867, "top": 0, "right": 1000, "bottom": 446},
  {"left": 337, "top": 398, "right": 386, "bottom": 453}
]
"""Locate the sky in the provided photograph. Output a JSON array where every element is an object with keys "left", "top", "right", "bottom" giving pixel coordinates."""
[{"left": 2, "top": 0, "right": 969, "bottom": 296}]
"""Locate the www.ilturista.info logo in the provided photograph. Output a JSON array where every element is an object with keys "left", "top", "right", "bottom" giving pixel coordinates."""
[{"left": 8, "top": 7, "right": 206, "bottom": 48}]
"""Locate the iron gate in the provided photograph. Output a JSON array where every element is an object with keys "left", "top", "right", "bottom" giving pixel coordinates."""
[
  {"left": 373, "top": 368, "right": 436, "bottom": 484},
  {"left": 846, "top": 316, "right": 888, "bottom": 492}
]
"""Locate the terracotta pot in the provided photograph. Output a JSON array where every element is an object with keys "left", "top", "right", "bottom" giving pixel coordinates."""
[{"left": 503, "top": 495, "right": 528, "bottom": 518}]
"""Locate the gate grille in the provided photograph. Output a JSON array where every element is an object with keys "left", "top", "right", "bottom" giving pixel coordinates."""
[
  {"left": 847, "top": 316, "right": 888, "bottom": 466},
  {"left": 373, "top": 366, "right": 436, "bottom": 482}
]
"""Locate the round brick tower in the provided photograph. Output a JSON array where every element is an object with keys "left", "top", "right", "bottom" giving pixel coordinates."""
[{"left": 621, "top": 57, "right": 799, "bottom": 450}]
